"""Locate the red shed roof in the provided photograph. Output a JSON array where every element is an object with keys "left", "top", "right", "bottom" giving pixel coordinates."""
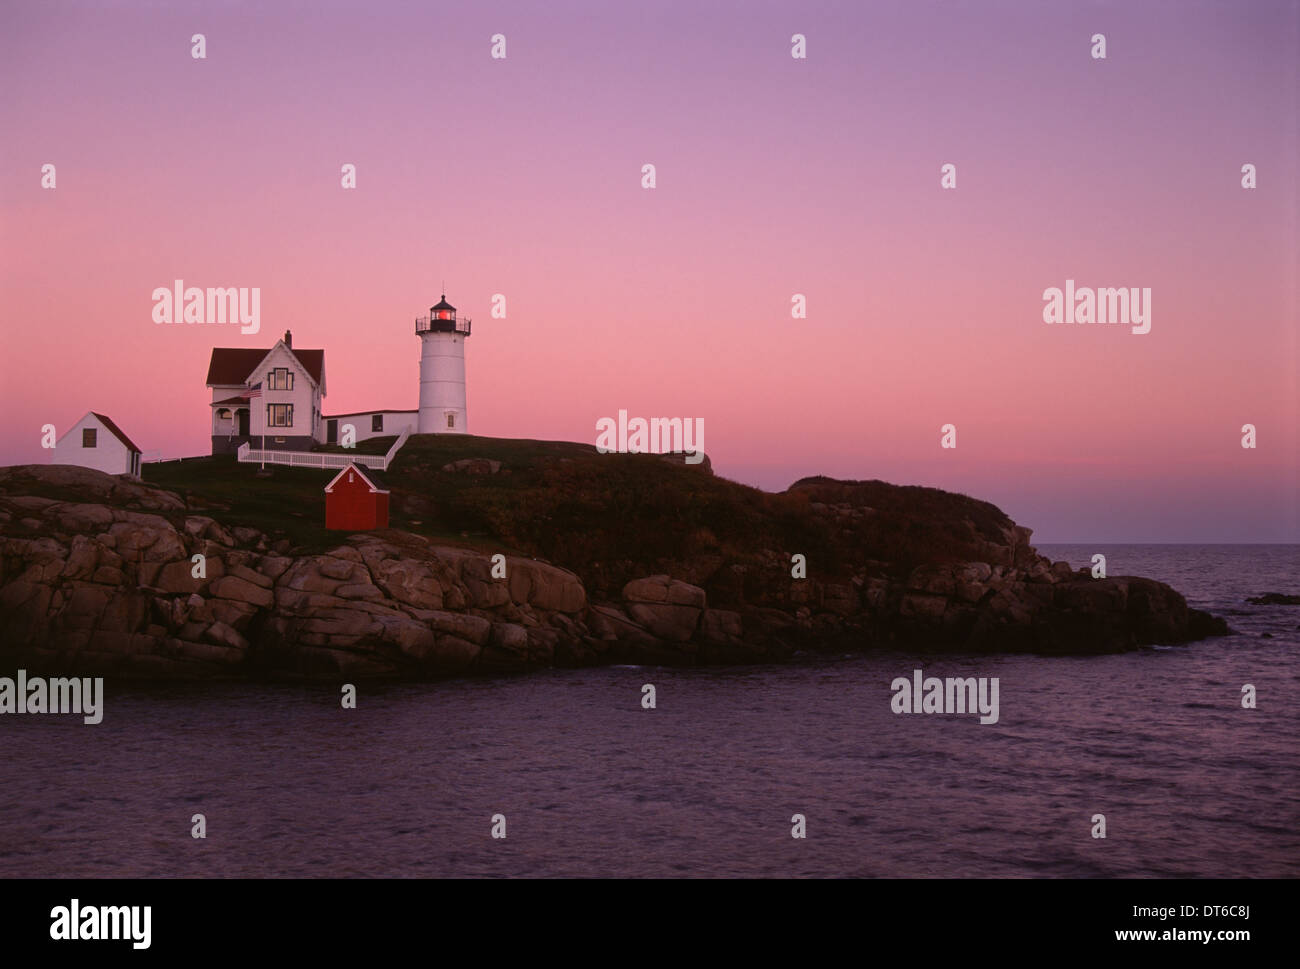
[
  {"left": 323, "top": 462, "right": 390, "bottom": 495},
  {"left": 90, "top": 412, "right": 141, "bottom": 454}
]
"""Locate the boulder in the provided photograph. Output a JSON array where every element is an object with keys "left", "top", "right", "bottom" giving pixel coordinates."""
[
  {"left": 209, "top": 575, "right": 274, "bottom": 609},
  {"left": 377, "top": 617, "right": 437, "bottom": 658},
  {"left": 281, "top": 557, "right": 349, "bottom": 595},
  {"left": 507, "top": 558, "right": 586, "bottom": 613},
  {"left": 230, "top": 526, "right": 264, "bottom": 547},
  {"left": 257, "top": 555, "right": 293, "bottom": 583},
  {"left": 228, "top": 563, "right": 273, "bottom": 589},
  {"left": 428, "top": 635, "right": 480, "bottom": 671},
  {"left": 622, "top": 575, "right": 708, "bottom": 642},
  {"left": 369, "top": 557, "right": 445, "bottom": 610},
  {"left": 420, "top": 610, "right": 492, "bottom": 646},
  {"left": 489, "top": 622, "right": 529, "bottom": 653},
  {"left": 907, "top": 564, "right": 956, "bottom": 596},
  {"left": 153, "top": 559, "right": 209, "bottom": 595},
  {"left": 699, "top": 608, "right": 744, "bottom": 644},
  {"left": 623, "top": 575, "right": 706, "bottom": 609},
  {"left": 317, "top": 556, "right": 357, "bottom": 580},
  {"left": 203, "top": 621, "right": 250, "bottom": 651},
  {"left": 625, "top": 600, "right": 702, "bottom": 642},
  {"left": 337, "top": 583, "right": 383, "bottom": 600},
  {"left": 899, "top": 592, "right": 948, "bottom": 620},
  {"left": 106, "top": 519, "right": 187, "bottom": 562},
  {"left": 91, "top": 566, "right": 125, "bottom": 585},
  {"left": 587, "top": 604, "right": 659, "bottom": 647},
  {"left": 60, "top": 535, "right": 99, "bottom": 580}
]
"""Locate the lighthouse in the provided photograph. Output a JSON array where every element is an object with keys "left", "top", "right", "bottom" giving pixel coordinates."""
[{"left": 416, "top": 293, "right": 472, "bottom": 434}]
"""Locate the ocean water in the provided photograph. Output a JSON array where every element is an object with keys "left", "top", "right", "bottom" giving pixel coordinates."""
[{"left": 1, "top": 545, "right": 1297, "bottom": 878}]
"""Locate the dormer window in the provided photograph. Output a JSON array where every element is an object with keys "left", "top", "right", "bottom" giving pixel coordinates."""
[{"left": 267, "top": 368, "right": 294, "bottom": 391}]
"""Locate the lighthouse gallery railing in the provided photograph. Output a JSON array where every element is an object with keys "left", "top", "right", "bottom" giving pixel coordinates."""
[{"left": 414, "top": 316, "right": 471, "bottom": 335}]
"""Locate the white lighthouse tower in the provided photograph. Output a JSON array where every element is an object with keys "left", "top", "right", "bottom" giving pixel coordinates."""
[{"left": 416, "top": 293, "right": 472, "bottom": 434}]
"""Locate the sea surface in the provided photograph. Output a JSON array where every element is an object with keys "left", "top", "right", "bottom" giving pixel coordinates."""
[{"left": 1, "top": 544, "right": 1297, "bottom": 878}]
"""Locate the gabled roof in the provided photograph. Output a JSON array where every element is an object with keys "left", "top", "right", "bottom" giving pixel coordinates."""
[
  {"left": 206, "top": 346, "right": 325, "bottom": 386},
  {"left": 357, "top": 466, "right": 389, "bottom": 491},
  {"left": 89, "top": 412, "right": 141, "bottom": 453},
  {"left": 323, "top": 462, "right": 390, "bottom": 495}
]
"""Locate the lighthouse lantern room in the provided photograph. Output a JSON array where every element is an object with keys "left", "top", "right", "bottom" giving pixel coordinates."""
[{"left": 415, "top": 293, "right": 472, "bottom": 434}]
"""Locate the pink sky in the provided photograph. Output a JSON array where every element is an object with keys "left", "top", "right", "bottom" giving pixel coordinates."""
[{"left": 1, "top": 0, "right": 1295, "bottom": 541}]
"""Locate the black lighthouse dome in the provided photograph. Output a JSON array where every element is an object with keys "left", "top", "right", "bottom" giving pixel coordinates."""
[{"left": 431, "top": 295, "right": 456, "bottom": 320}]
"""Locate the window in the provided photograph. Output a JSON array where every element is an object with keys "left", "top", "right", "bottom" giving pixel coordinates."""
[
  {"left": 82, "top": 428, "right": 97, "bottom": 447},
  {"left": 372, "top": 414, "right": 383, "bottom": 432},
  {"left": 217, "top": 408, "right": 231, "bottom": 420},
  {"left": 446, "top": 413, "right": 455, "bottom": 429},
  {"left": 267, "top": 403, "right": 294, "bottom": 427},
  {"left": 267, "top": 368, "right": 294, "bottom": 391}
]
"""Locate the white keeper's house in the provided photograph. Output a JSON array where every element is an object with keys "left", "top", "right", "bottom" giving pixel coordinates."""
[
  {"left": 206, "top": 330, "right": 331, "bottom": 454},
  {"left": 206, "top": 293, "right": 473, "bottom": 455}
]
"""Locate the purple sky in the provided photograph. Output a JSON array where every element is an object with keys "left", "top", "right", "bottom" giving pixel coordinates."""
[{"left": 1, "top": 0, "right": 1296, "bottom": 541}]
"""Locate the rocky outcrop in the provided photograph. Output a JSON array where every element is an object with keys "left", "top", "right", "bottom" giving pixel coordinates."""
[
  {"left": 0, "top": 470, "right": 594, "bottom": 679},
  {"left": 1246, "top": 593, "right": 1300, "bottom": 605},
  {"left": 0, "top": 466, "right": 1229, "bottom": 679},
  {"left": 892, "top": 561, "right": 1229, "bottom": 654}
]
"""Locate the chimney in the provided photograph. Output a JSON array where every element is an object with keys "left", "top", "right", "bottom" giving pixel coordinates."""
[{"left": 284, "top": 329, "right": 292, "bottom": 348}]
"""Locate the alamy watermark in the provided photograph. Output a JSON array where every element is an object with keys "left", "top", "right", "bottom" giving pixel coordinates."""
[
  {"left": 1043, "top": 279, "right": 1150, "bottom": 334},
  {"left": 151, "top": 279, "right": 260, "bottom": 334},
  {"left": 595, "top": 409, "right": 705, "bottom": 464},
  {"left": 891, "top": 669, "right": 999, "bottom": 724},
  {"left": 50, "top": 899, "right": 150, "bottom": 949},
  {"left": 0, "top": 670, "right": 103, "bottom": 723}
]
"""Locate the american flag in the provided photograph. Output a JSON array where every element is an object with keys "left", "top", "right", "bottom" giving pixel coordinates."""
[{"left": 244, "top": 383, "right": 262, "bottom": 399}]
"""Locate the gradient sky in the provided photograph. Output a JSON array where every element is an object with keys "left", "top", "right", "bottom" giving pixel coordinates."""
[{"left": 1, "top": 0, "right": 1296, "bottom": 541}]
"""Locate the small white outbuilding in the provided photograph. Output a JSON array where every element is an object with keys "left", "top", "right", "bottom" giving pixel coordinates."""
[{"left": 51, "top": 411, "right": 142, "bottom": 477}]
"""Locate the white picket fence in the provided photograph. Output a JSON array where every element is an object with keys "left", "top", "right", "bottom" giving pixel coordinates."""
[{"left": 237, "top": 426, "right": 410, "bottom": 471}]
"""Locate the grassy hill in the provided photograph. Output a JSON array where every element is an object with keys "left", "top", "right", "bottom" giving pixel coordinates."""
[{"left": 142, "top": 433, "right": 1021, "bottom": 603}]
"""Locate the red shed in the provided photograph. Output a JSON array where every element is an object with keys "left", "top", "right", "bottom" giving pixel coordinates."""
[{"left": 324, "top": 462, "right": 390, "bottom": 530}]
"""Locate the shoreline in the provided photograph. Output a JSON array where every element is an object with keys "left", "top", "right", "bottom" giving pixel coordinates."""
[{"left": 0, "top": 456, "right": 1234, "bottom": 681}]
